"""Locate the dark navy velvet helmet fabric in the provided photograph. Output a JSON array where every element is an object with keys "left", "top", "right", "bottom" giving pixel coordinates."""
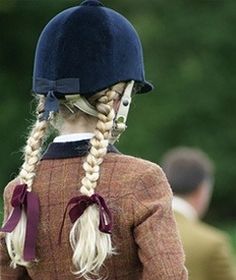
[{"left": 32, "top": 0, "right": 154, "bottom": 97}]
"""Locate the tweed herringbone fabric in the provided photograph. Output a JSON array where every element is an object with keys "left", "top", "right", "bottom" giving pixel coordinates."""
[{"left": 0, "top": 153, "right": 188, "bottom": 279}]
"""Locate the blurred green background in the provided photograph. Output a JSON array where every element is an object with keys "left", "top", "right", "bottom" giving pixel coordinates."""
[{"left": 0, "top": 0, "right": 235, "bottom": 251}]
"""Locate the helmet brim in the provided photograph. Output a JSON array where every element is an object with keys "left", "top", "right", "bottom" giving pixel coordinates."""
[{"left": 137, "top": 80, "right": 154, "bottom": 94}]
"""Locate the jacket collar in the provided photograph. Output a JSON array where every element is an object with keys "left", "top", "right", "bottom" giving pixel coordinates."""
[
  {"left": 172, "top": 196, "right": 198, "bottom": 221},
  {"left": 53, "top": 132, "right": 94, "bottom": 143},
  {"left": 41, "top": 139, "right": 119, "bottom": 160}
]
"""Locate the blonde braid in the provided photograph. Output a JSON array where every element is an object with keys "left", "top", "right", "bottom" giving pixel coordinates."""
[
  {"left": 19, "top": 126, "right": 47, "bottom": 189},
  {"left": 70, "top": 89, "right": 118, "bottom": 279},
  {"left": 6, "top": 96, "right": 49, "bottom": 267}
]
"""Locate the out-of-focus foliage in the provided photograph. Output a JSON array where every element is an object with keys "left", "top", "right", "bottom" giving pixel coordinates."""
[{"left": 0, "top": 0, "right": 236, "bottom": 222}]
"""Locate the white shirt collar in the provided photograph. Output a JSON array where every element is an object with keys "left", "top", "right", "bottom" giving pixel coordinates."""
[
  {"left": 172, "top": 196, "right": 198, "bottom": 221},
  {"left": 53, "top": 133, "right": 94, "bottom": 143}
]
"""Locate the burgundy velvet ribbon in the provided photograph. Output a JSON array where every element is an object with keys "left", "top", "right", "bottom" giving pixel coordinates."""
[
  {"left": 0, "top": 184, "right": 40, "bottom": 261},
  {"left": 59, "top": 193, "right": 113, "bottom": 244}
]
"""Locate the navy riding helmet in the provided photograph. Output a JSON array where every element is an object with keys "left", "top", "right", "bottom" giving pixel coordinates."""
[{"left": 32, "top": 0, "right": 154, "bottom": 120}]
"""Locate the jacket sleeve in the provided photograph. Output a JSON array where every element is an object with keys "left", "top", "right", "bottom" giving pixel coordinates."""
[
  {"left": 208, "top": 234, "right": 236, "bottom": 280},
  {"left": 0, "top": 180, "right": 32, "bottom": 280},
  {"left": 133, "top": 164, "right": 188, "bottom": 280}
]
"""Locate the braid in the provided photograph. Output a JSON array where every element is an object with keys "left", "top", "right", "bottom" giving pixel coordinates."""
[
  {"left": 19, "top": 97, "right": 48, "bottom": 189},
  {"left": 6, "top": 96, "right": 49, "bottom": 267},
  {"left": 70, "top": 89, "right": 118, "bottom": 279},
  {"left": 80, "top": 89, "right": 116, "bottom": 196}
]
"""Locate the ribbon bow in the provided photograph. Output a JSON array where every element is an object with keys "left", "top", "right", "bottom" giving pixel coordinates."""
[
  {"left": 0, "top": 184, "right": 40, "bottom": 261},
  {"left": 32, "top": 77, "right": 80, "bottom": 121},
  {"left": 33, "top": 77, "right": 80, "bottom": 94},
  {"left": 59, "top": 193, "right": 113, "bottom": 244}
]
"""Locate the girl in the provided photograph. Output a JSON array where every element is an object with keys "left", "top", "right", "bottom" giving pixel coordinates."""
[{"left": 0, "top": 1, "right": 188, "bottom": 279}]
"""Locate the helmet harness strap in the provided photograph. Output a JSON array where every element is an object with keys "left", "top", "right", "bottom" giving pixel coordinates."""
[
  {"left": 64, "top": 80, "right": 134, "bottom": 144},
  {"left": 65, "top": 95, "right": 99, "bottom": 117},
  {"left": 109, "top": 80, "right": 134, "bottom": 144}
]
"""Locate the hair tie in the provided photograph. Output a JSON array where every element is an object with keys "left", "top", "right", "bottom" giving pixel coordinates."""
[
  {"left": 0, "top": 184, "right": 40, "bottom": 261},
  {"left": 58, "top": 193, "right": 112, "bottom": 244}
]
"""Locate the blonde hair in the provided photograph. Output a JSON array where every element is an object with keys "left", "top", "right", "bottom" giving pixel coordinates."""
[
  {"left": 5, "top": 97, "right": 48, "bottom": 267},
  {"left": 4, "top": 84, "right": 125, "bottom": 279},
  {"left": 69, "top": 88, "right": 118, "bottom": 279}
]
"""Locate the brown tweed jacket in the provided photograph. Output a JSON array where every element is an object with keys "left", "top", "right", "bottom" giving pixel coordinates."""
[{"left": 0, "top": 152, "right": 188, "bottom": 279}]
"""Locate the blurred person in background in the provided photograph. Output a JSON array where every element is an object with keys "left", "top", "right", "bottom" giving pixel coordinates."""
[
  {"left": 161, "top": 147, "right": 236, "bottom": 280},
  {"left": 0, "top": 1, "right": 188, "bottom": 279}
]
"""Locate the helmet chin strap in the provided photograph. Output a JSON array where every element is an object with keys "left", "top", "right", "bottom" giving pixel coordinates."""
[{"left": 109, "top": 80, "right": 134, "bottom": 144}]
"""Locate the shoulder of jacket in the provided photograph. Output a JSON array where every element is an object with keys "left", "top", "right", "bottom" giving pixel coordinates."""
[
  {"left": 193, "top": 220, "right": 230, "bottom": 244},
  {"left": 3, "top": 177, "right": 20, "bottom": 199},
  {"left": 109, "top": 153, "right": 164, "bottom": 175}
]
